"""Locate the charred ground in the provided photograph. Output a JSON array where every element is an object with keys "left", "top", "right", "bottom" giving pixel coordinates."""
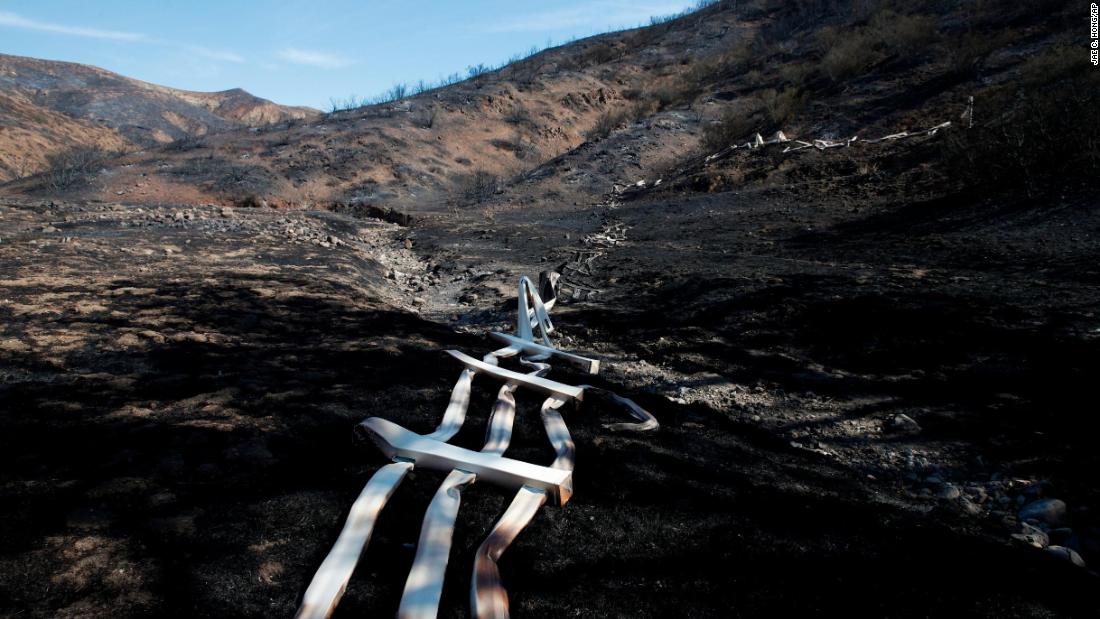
[{"left": 2, "top": 0, "right": 1099, "bottom": 617}]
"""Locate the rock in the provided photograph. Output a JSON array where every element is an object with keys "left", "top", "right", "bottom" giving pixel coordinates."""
[
  {"left": 148, "top": 491, "right": 177, "bottom": 508},
  {"left": 939, "top": 484, "right": 961, "bottom": 500},
  {"left": 1043, "top": 545, "right": 1086, "bottom": 568},
  {"left": 1019, "top": 498, "right": 1067, "bottom": 527},
  {"left": 959, "top": 498, "right": 982, "bottom": 516},
  {"left": 888, "top": 414, "right": 921, "bottom": 432},
  {"left": 1012, "top": 523, "right": 1049, "bottom": 548},
  {"left": 1019, "top": 480, "right": 1054, "bottom": 503}
]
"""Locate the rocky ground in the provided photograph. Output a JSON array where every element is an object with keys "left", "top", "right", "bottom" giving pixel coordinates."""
[
  {"left": 1, "top": 2, "right": 1097, "bottom": 616},
  {"left": 2, "top": 165, "right": 1098, "bottom": 616}
]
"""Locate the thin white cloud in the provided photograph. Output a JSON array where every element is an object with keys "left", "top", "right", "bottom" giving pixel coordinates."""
[
  {"left": 0, "top": 10, "right": 146, "bottom": 41},
  {"left": 485, "top": 1, "right": 696, "bottom": 33},
  {"left": 189, "top": 46, "right": 245, "bottom": 63},
  {"left": 276, "top": 47, "right": 352, "bottom": 69}
]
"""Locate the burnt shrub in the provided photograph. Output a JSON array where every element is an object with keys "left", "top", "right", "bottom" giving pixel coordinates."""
[
  {"left": 455, "top": 170, "right": 500, "bottom": 203},
  {"left": 164, "top": 134, "right": 206, "bottom": 152},
  {"left": 758, "top": 87, "right": 805, "bottom": 126},
  {"left": 40, "top": 146, "right": 113, "bottom": 192},
  {"left": 818, "top": 10, "right": 937, "bottom": 81},
  {"left": 585, "top": 101, "right": 653, "bottom": 141},
  {"left": 585, "top": 109, "right": 633, "bottom": 141},
  {"left": 943, "top": 47, "right": 1099, "bottom": 197},
  {"left": 701, "top": 108, "right": 762, "bottom": 152}
]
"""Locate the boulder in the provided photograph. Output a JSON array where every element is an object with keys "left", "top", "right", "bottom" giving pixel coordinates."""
[{"left": 1019, "top": 498, "right": 1067, "bottom": 527}]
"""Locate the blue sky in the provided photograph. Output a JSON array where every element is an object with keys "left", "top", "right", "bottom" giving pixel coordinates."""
[{"left": 0, "top": 1, "right": 699, "bottom": 110}]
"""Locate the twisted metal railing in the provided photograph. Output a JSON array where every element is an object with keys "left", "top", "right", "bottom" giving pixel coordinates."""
[{"left": 296, "top": 274, "right": 658, "bottom": 619}]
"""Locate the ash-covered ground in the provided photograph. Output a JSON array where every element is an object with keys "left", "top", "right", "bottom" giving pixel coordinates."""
[{"left": 2, "top": 172, "right": 1098, "bottom": 617}]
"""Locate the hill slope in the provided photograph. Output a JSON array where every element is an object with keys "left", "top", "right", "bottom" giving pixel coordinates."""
[
  {"left": 0, "top": 53, "right": 319, "bottom": 182},
  {"left": 0, "top": 4, "right": 744, "bottom": 204}
]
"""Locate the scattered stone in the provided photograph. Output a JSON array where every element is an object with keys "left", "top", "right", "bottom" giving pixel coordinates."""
[
  {"left": 1043, "top": 545, "right": 1086, "bottom": 568},
  {"left": 1012, "top": 523, "right": 1049, "bottom": 548},
  {"left": 938, "top": 484, "right": 961, "bottom": 500},
  {"left": 148, "top": 491, "right": 177, "bottom": 508},
  {"left": 888, "top": 413, "right": 921, "bottom": 432},
  {"left": 116, "top": 333, "right": 142, "bottom": 348},
  {"left": 959, "top": 497, "right": 982, "bottom": 516},
  {"left": 1019, "top": 498, "right": 1067, "bottom": 528},
  {"left": 1019, "top": 480, "right": 1054, "bottom": 503}
]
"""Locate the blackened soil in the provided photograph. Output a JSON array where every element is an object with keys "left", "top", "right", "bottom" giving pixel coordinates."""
[{"left": 2, "top": 183, "right": 1099, "bottom": 618}]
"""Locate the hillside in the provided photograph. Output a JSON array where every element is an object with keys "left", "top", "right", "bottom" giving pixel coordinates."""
[
  {"left": 0, "top": 53, "right": 319, "bottom": 182},
  {"left": 0, "top": 7, "right": 744, "bottom": 205},
  {"left": 1, "top": 1, "right": 1098, "bottom": 617}
]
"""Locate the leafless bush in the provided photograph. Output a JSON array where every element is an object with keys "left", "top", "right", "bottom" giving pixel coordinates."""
[
  {"left": 456, "top": 170, "right": 500, "bottom": 203},
  {"left": 585, "top": 100, "right": 656, "bottom": 141},
  {"left": 580, "top": 42, "right": 617, "bottom": 67},
  {"left": 819, "top": 27, "right": 873, "bottom": 81},
  {"left": 414, "top": 106, "right": 438, "bottom": 129},
  {"left": 40, "top": 147, "right": 111, "bottom": 192},
  {"left": 504, "top": 106, "right": 533, "bottom": 127},
  {"left": 165, "top": 134, "right": 206, "bottom": 152},
  {"left": 873, "top": 11, "right": 937, "bottom": 57},
  {"left": 701, "top": 108, "right": 762, "bottom": 152},
  {"left": 213, "top": 164, "right": 274, "bottom": 194},
  {"left": 467, "top": 63, "right": 492, "bottom": 87},
  {"left": 649, "top": 0, "right": 719, "bottom": 26},
  {"left": 489, "top": 134, "right": 537, "bottom": 160},
  {"left": 944, "top": 48, "right": 1099, "bottom": 197},
  {"left": 386, "top": 83, "right": 408, "bottom": 101},
  {"left": 328, "top": 94, "right": 366, "bottom": 113},
  {"left": 758, "top": 87, "right": 805, "bottom": 125},
  {"left": 818, "top": 10, "right": 938, "bottom": 81},
  {"left": 586, "top": 108, "right": 635, "bottom": 141},
  {"left": 944, "top": 31, "right": 1005, "bottom": 78}
]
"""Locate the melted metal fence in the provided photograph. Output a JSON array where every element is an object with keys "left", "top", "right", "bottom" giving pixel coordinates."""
[{"left": 296, "top": 275, "right": 658, "bottom": 619}]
